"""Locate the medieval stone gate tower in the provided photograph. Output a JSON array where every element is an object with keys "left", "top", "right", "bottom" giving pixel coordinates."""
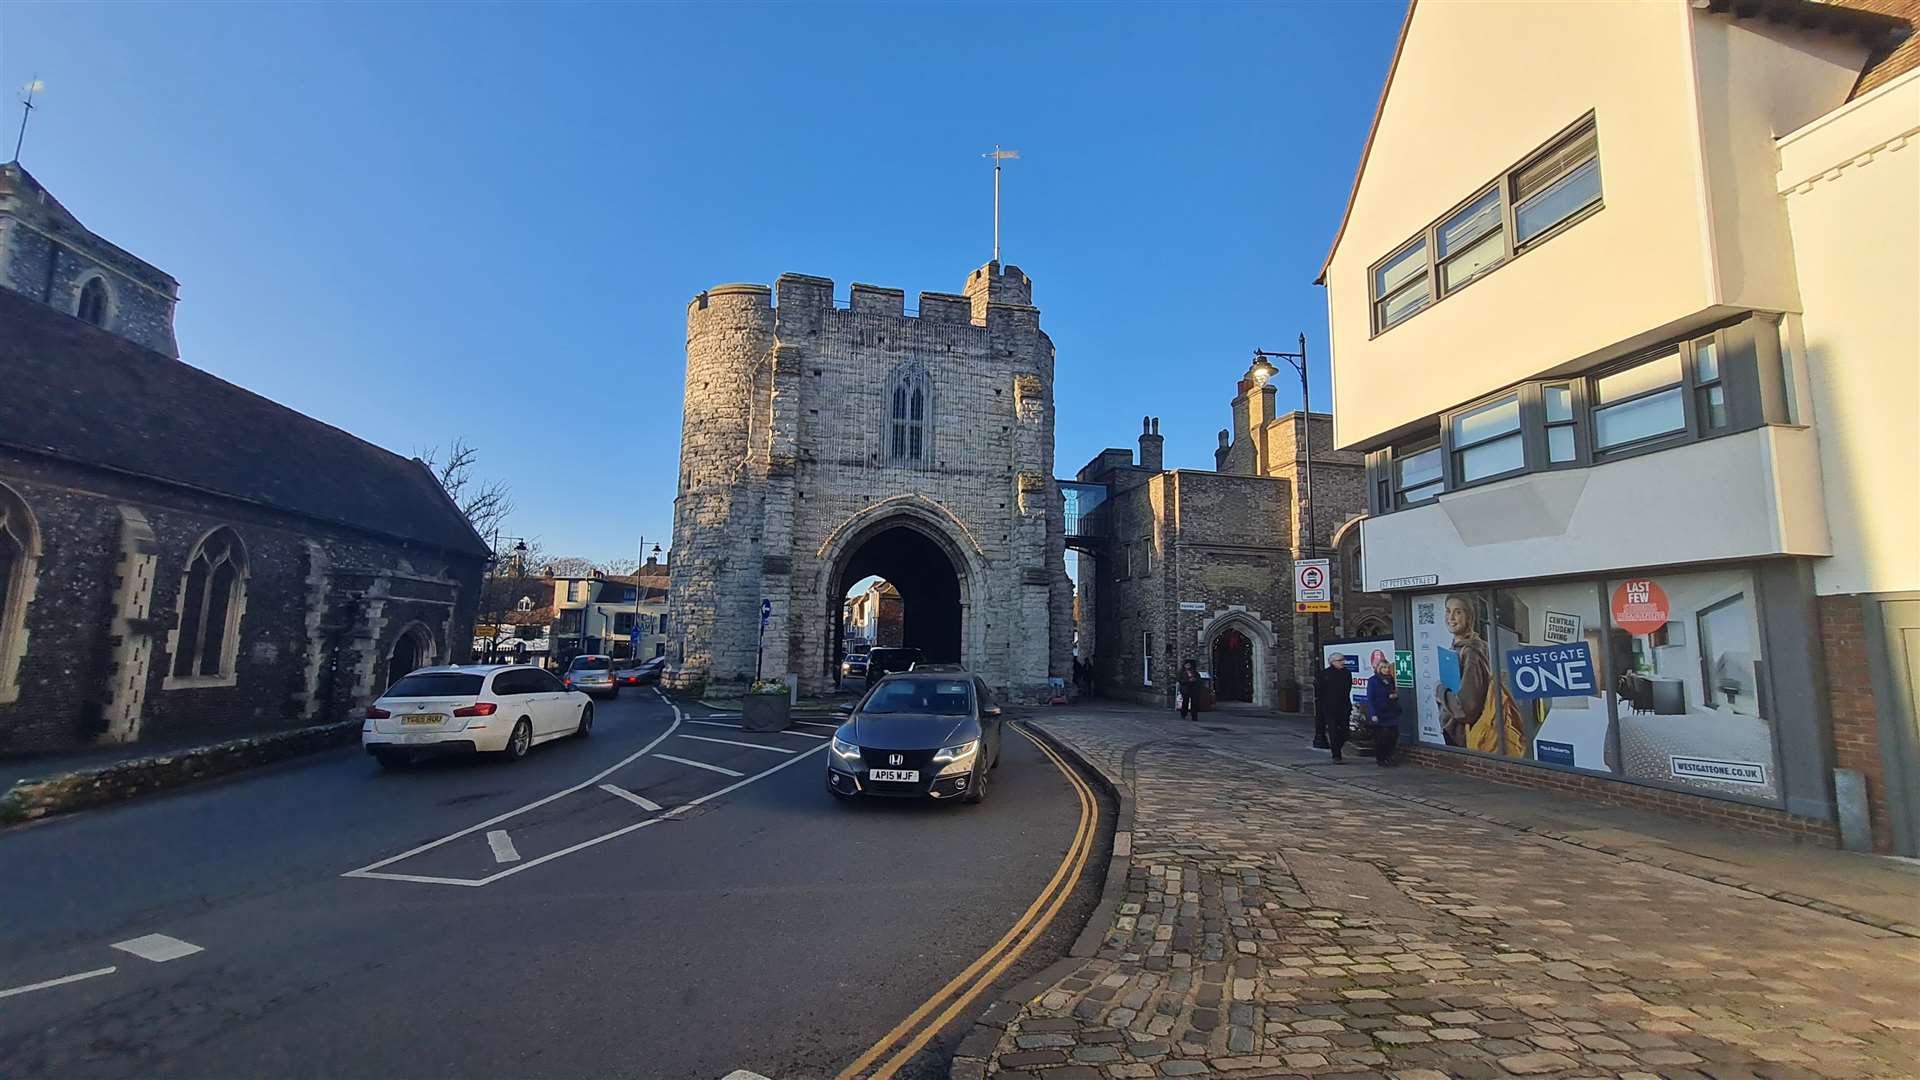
[{"left": 667, "top": 262, "right": 1073, "bottom": 699}]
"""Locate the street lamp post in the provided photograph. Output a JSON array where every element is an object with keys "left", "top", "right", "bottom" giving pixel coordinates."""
[
  {"left": 1251, "top": 335, "right": 1319, "bottom": 659},
  {"left": 485, "top": 532, "right": 530, "bottom": 664}
]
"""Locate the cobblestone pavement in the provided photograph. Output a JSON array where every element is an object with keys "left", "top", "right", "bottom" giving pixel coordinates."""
[{"left": 959, "top": 715, "right": 1920, "bottom": 1080}]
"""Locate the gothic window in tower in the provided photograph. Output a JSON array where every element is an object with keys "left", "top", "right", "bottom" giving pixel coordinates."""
[
  {"left": 168, "top": 527, "right": 249, "bottom": 685},
  {"left": 76, "top": 276, "right": 110, "bottom": 328},
  {"left": 0, "top": 480, "right": 41, "bottom": 704},
  {"left": 886, "top": 361, "right": 932, "bottom": 465}
]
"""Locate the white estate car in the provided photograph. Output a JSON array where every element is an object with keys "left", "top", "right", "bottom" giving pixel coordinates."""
[{"left": 363, "top": 665, "right": 591, "bottom": 769}]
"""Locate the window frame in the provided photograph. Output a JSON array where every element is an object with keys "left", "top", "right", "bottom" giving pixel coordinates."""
[
  {"left": 74, "top": 273, "right": 113, "bottom": 329},
  {"left": 1540, "top": 381, "right": 1584, "bottom": 468},
  {"left": 163, "top": 527, "right": 249, "bottom": 690},
  {"left": 1447, "top": 391, "right": 1527, "bottom": 487},
  {"left": 1691, "top": 332, "right": 1729, "bottom": 433},
  {"left": 1390, "top": 439, "right": 1445, "bottom": 508},
  {"left": 1366, "top": 112, "right": 1602, "bottom": 338},
  {"left": 1588, "top": 347, "right": 1692, "bottom": 457},
  {"left": 886, "top": 360, "right": 933, "bottom": 467},
  {"left": 0, "top": 481, "right": 41, "bottom": 705}
]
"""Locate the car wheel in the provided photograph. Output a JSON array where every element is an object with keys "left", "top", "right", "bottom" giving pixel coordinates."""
[
  {"left": 374, "top": 751, "right": 408, "bottom": 771},
  {"left": 575, "top": 701, "right": 594, "bottom": 738},
  {"left": 963, "top": 763, "right": 989, "bottom": 805},
  {"left": 504, "top": 719, "right": 532, "bottom": 761}
]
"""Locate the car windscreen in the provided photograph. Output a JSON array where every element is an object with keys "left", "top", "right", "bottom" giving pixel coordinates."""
[
  {"left": 385, "top": 673, "right": 484, "bottom": 698},
  {"left": 863, "top": 678, "right": 972, "bottom": 715},
  {"left": 570, "top": 657, "right": 611, "bottom": 671}
]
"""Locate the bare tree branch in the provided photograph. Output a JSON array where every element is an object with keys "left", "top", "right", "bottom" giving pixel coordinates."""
[{"left": 420, "top": 437, "right": 514, "bottom": 540}]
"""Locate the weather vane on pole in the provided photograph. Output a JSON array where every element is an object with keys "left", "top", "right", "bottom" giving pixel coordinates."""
[
  {"left": 12, "top": 78, "right": 43, "bottom": 164},
  {"left": 982, "top": 144, "right": 1019, "bottom": 265}
]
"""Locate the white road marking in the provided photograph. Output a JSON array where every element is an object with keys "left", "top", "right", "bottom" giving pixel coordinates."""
[
  {"left": 687, "top": 719, "right": 742, "bottom": 729},
  {"left": 110, "top": 934, "right": 203, "bottom": 963},
  {"left": 0, "top": 966, "right": 116, "bottom": 1000},
  {"left": 721, "top": 1072, "right": 775, "bottom": 1080},
  {"left": 781, "top": 729, "right": 830, "bottom": 739},
  {"left": 599, "top": 783, "right": 662, "bottom": 811},
  {"left": 343, "top": 702, "right": 686, "bottom": 879},
  {"left": 474, "top": 744, "right": 825, "bottom": 885},
  {"left": 486, "top": 829, "right": 521, "bottom": 863},
  {"left": 677, "top": 733, "right": 795, "bottom": 754},
  {"left": 656, "top": 754, "right": 745, "bottom": 777}
]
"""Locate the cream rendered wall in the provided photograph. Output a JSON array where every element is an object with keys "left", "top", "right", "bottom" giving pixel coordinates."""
[
  {"left": 1327, "top": 0, "right": 1714, "bottom": 450},
  {"left": 1778, "top": 70, "right": 1920, "bottom": 597},
  {"left": 1691, "top": 16, "right": 1867, "bottom": 315}
]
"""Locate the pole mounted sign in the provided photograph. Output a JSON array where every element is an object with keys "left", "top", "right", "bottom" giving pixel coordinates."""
[{"left": 1294, "top": 558, "right": 1332, "bottom": 614}]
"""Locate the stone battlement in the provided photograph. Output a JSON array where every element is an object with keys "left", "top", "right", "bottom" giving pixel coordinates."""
[{"left": 687, "top": 262, "right": 1036, "bottom": 329}]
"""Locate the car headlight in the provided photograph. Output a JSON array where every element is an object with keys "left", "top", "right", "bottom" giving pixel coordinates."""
[
  {"left": 932, "top": 740, "right": 978, "bottom": 763},
  {"left": 831, "top": 736, "right": 861, "bottom": 761}
]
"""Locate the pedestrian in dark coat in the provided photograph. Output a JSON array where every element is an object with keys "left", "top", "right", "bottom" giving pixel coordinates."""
[
  {"left": 1367, "top": 657, "right": 1404, "bottom": 766},
  {"left": 1177, "top": 660, "right": 1200, "bottom": 720},
  {"left": 1313, "top": 654, "right": 1354, "bottom": 762}
]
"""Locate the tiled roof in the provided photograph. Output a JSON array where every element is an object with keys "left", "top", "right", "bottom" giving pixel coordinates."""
[
  {"left": 0, "top": 288, "right": 492, "bottom": 558},
  {"left": 1831, "top": 0, "right": 1920, "bottom": 96}
]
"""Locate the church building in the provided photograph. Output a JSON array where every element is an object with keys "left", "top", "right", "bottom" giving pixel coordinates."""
[{"left": 0, "top": 162, "right": 490, "bottom": 757}]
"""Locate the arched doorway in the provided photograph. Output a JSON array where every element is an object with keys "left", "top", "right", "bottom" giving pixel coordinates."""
[
  {"left": 387, "top": 624, "right": 433, "bottom": 689},
  {"left": 828, "top": 522, "right": 964, "bottom": 671},
  {"left": 1211, "top": 628, "right": 1253, "bottom": 702}
]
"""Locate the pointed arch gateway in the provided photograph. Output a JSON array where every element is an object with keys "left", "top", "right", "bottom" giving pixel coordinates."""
[
  {"left": 0, "top": 480, "right": 42, "bottom": 704},
  {"left": 814, "top": 497, "right": 988, "bottom": 682},
  {"left": 1196, "top": 608, "right": 1278, "bottom": 708}
]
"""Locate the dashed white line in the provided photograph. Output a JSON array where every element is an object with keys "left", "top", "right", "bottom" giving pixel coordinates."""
[
  {"left": 486, "top": 829, "right": 521, "bottom": 863},
  {"left": 109, "top": 934, "right": 203, "bottom": 963},
  {"left": 343, "top": 702, "right": 685, "bottom": 879},
  {"left": 655, "top": 754, "right": 745, "bottom": 777},
  {"left": 677, "top": 733, "right": 795, "bottom": 754},
  {"left": 599, "top": 783, "right": 663, "bottom": 811},
  {"left": 0, "top": 966, "right": 116, "bottom": 1000}
]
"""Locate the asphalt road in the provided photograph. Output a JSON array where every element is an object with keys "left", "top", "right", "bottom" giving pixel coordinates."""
[{"left": 0, "top": 690, "right": 1107, "bottom": 1080}]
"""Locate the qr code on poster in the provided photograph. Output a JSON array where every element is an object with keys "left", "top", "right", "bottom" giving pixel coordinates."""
[{"left": 1417, "top": 603, "right": 1436, "bottom": 625}]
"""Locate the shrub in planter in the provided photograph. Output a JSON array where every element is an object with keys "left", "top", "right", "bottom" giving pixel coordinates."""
[{"left": 741, "top": 679, "right": 792, "bottom": 732}]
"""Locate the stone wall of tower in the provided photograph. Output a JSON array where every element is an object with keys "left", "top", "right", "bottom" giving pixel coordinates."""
[
  {"left": 666, "top": 285, "right": 775, "bottom": 689},
  {"left": 667, "top": 263, "right": 1069, "bottom": 699}
]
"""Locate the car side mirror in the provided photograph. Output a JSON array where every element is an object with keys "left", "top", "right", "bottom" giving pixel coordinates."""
[
  {"left": 982, "top": 705, "right": 1003, "bottom": 718},
  {"left": 835, "top": 703, "right": 855, "bottom": 717}
]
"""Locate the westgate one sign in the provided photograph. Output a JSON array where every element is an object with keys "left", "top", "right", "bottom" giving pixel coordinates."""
[{"left": 1503, "top": 642, "right": 1596, "bottom": 700}]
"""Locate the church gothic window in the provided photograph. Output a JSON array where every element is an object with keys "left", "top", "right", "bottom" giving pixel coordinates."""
[
  {"left": 887, "top": 361, "right": 932, "bottom": 465},
  {"left": 76, "top": 276, "right": 110, "bottom": 328},
  {"left": 0, "top": 481, "right": 40, "bottom": 704},
  {"left": 168, "top": 527, "right": 249, "bottom": 684}
]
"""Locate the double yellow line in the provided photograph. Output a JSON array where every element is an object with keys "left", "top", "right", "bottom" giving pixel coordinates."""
[{"left": 834, "top": 724, "right": 1098, "bottom": 1080}]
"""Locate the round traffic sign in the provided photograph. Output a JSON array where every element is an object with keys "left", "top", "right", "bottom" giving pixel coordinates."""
[{"left": 1299, "top": 566, "right": 1325, "bottom": 589}]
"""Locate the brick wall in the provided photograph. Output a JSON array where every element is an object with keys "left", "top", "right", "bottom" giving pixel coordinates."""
[
  {"left": 1403, "top": 743, "right": 1840, "bottom": 845},
  {"left": 1819, "top": 593, "right": 1891, "bottom": 851}
]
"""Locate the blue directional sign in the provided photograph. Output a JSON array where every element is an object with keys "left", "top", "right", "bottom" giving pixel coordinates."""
[{"left": 760, "top": 599, "right": 772, "bottom": 630}]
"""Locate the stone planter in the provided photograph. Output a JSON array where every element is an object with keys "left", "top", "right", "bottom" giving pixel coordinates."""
[{"left": 741, "top": 693, "right": 792, "bottom": 732}]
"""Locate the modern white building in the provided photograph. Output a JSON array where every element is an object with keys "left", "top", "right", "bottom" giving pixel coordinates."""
[{"left": 1319, "top": 0, "right": 1918, "bottom": 850}]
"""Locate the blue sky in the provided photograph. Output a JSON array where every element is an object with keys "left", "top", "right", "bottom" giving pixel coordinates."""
[{"left": 2, "top": 1, "right": 1401, "bottom": 565}]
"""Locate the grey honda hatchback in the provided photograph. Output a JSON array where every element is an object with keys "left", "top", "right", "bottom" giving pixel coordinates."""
[{"left": 827, "top": 673, "right": 1003, "bottom": 804}]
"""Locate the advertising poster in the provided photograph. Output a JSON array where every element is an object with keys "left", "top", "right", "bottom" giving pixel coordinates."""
[
  {"left": 1412, "top": 593, "right": 1507, "bottom": 748},
  {"left": 1606, "top": 570, "right": 1778, "bottom": 800},
  {"left": 1322, "top": 639, "right": 1394, "bottom": 709},
  {"left": 1495, "top": 582, "right": 1613, "bottom": 771}
]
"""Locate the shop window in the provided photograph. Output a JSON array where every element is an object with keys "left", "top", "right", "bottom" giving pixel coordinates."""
[
  {"left": 1606, "top": 570, "right": 1778, "bottom": 802},
  {"left": 167, "top": 527, "right": 248, "bottom": 686},
  {"left": 1490, "top": 582, "right": 1613, "bottom": 771},
  {"left": 1591, "top": 350, "right": 1685, "bottom": 452},
  {"left": 1410, "top": 591, "right": 1522, "bottom": 754},
  {"left": 1450, "top": 393, "right": 1524, "bottom": 484}
]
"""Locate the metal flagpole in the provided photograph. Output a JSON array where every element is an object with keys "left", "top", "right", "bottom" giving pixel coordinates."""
[{"left": 982, "top": 145, "right": 1019, "bottom": 264}]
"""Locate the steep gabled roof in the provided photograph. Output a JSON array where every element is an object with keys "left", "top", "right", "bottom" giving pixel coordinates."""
[
  {"left": 0, "top": 288, "right": 492, "bottom": 559},
  {"left": 1314, "top": 0, "right": 1914, "bottom": 285}
]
